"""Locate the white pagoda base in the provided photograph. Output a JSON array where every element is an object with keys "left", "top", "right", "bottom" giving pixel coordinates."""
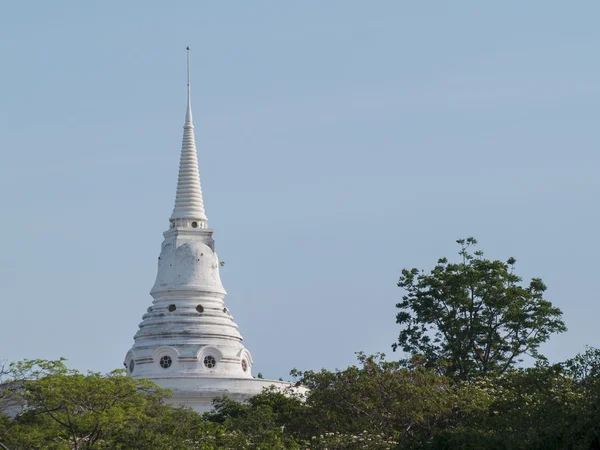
[{"left": 154, "top": 377, "right": 302, "bottom": 413}]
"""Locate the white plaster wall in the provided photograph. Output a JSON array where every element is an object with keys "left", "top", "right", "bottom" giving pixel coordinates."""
[
  {"left": 157, "top": 378, "right": 307, "bottom": 414},
  {"left": 125, "top": 227, "right": 255, "bottom": 386},
  {"left": 152, "top": 235, "right": 225, "bottom": 295}
]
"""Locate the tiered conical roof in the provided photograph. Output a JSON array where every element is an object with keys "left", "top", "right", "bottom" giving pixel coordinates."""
[{"left": 170, "top": 48, "right": 207, "bottom": 225}]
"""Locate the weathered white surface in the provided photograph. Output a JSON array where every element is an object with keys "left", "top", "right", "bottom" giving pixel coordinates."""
[
  {"left": 123, "top": 56, "right": 295, "bottom": 412},
  {"left": 159, "top": 378, "right": 305, "bottom": 414},
  {"left": 0, "top": 386, "right": 24, "bottom": 419}
]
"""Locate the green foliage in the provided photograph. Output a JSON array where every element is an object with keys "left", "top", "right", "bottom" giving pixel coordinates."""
[
  {"left": 207, "top": 387, "right": 310, "bottom": 448},
  {"left": 207, "top": 353, "right": 489, "bottom": 448},
  {"left": 564, "top": 346, "right": 600, "bottom": 382},
  {"left": 293, "top": 352, "right": 490, "bottom": 447},
  {"left": 395, "top": 237, "right": 567, "bottom": 380},
  {"left": 4, "top": 350, "right": 600, "bottom": 449},
  {"left": 0, "top": 359, "right": 221, "bottom": 450},
  {"left": 425, "top": 348, "right": 600, "bottom": 450},
  {"left": 303, "top": 431, "right": 398, "bottom": 450}
]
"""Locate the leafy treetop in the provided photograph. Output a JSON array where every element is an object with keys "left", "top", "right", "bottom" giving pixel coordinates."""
[{"left": 394, "top": 237, "right": 567, "bottom": 380}]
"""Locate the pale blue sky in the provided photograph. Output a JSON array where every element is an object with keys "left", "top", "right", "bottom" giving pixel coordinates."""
[{"left": 1, "top": 2, "right": 599, "bottom": 379}]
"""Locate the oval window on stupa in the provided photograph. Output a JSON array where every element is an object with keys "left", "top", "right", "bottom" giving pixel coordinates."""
[
  {"left": 168, "top": 304, "right": 176, "bottom": 312},
  {"left": 204, "top": 355, "right": 216, "bottom": 369},
  {"left": 191, "top": 221, "right": 198, "bottom": 228},
  {"left": 196, "top": 305, "right": 204, "bottom": 313},
  {"left": 129, "top": 359, "right": 135, "bottom": 373},
  {"left": 159, "top": 355, "right": 172, "bottom": 369}
]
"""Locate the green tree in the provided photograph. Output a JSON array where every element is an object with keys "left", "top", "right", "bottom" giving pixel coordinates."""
[
  {"left": 0, "top": 359, "right": 218, "bottom": 450},
  {"left": 562, "top": 347, "right": 600, "bottom": 449},
  {"left": 291, "top": 353, "right": 489, "bottom": 447},
  {"left": 205, "top": 353, "right": 490, "bottom": 448},
  {"left": 431, "top": 363, "right": 596, "bottom": 450},
  {"left": 394, "top": 238, "right": 566, "bottom": 380},
  {"left": 208, "top": 389, "right": 305, "bottom": 449}
]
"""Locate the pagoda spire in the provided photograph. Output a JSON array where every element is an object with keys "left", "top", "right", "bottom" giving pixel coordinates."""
[
  {"left": 185, "top": 46, "right": 192, "bottom": 124},
  {"left": 124, "top": 49, "right": 304, "bottom": 414},
  {"left": 170, "top": 46, "right": 208, "bottom": 227}
]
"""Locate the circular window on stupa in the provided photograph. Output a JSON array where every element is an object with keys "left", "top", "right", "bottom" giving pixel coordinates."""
[
  {"left": 241, "top": 359, "right": 248, "bottom": 372},
  {"left": 196, "top": 305, "right": 204, "bottom": 313},
  {"left": 159, "top": 356, "right": 172, "bottom": 369},
  {"left": 204, "top": 355, "right": 216, "bottom": 369},
  {"left": 191, "top": 221, "right": 198, "bottom": 228},
  {"left": 129, "top": 359, "right": 135, "bottom": 373},
  {"left": 168, "top": 304, "right": 176, "bottom": 312}
]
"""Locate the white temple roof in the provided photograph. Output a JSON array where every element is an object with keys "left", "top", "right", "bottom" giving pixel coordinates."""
[{"left": 170, "top": 48, "right": 207, "bottom": 223}]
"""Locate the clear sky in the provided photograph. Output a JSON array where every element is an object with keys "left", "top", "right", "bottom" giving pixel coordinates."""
[{"left": 1, "top": 1, "right": 599, "bottom": 380}]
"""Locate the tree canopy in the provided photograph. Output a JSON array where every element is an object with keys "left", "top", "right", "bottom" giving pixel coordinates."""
[
  {"left": 3, "top": 350, "right": 600, "bottom": 449},
  {"left": 394, "top": 237, "right": 567, "bottom": 380},
  {"left": 0, "top": 359, "right": 214, "bottom": 450}
]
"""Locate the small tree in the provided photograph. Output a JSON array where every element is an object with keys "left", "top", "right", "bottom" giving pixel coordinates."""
[
  {"left": 0, "top": 359, "right": 212, "bottom": 450},
  {"left": 394, "top": 238, "right": 566, "bottom": 380}
]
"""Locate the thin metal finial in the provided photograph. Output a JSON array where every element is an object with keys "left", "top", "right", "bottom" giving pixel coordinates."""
[
  {"left": 186, "top": 47, "right": 191, "bottom": 90},
  {"left": 185, "top": 46, "right": 193, "bottom": 124}
]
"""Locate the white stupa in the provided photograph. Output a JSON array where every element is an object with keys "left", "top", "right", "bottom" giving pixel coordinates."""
[{"left": 124, "top": 49, "right": 292, "bottom": 413}]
